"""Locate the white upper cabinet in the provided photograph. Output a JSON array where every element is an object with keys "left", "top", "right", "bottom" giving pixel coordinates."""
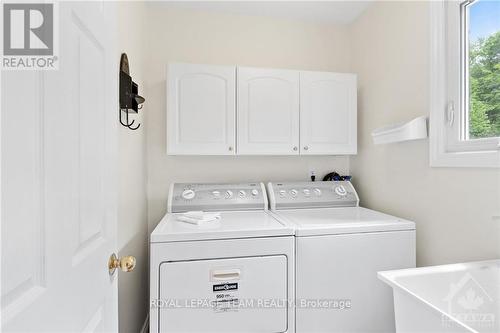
[
  {"left": 237, "top": 67, "right": 300, "bottom": 155},
  {"left": 300, "top": 71, "right": 357, "bottom": 155},
  {"left": 167, "top": 63, "right": 236, "bottom": 155},
  {"left": 166, "top": 63, "right": 357, "bottom": 155}
]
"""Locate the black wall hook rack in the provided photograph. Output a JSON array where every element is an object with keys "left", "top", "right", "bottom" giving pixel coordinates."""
[{"left": 119, "top": 53, "right": 145, "bottom": 130}]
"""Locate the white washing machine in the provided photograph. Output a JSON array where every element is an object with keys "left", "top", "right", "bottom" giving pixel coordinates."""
[
  {"left": 150, "top": 183, "right": 295, "bottom": 333},
  {"left": 267, "top": 181, "right": 416, "bottom": 333}
]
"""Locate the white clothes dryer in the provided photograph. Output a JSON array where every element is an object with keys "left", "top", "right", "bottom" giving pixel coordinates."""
[{"left": 150, "top": 183, "right": 295, "bottom": 333}]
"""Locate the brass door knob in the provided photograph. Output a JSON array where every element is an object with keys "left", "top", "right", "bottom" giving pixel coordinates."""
[{"left": 108, "top": 253, "right": 136, "bottom": 275}]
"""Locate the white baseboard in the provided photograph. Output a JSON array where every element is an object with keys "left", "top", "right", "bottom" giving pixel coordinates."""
[{"left": 140, "top": 314, "right": 149, "bottom": 333}]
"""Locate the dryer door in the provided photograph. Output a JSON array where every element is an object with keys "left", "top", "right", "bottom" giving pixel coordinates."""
[{"left": 158, "top": 255, "right": 288, "bottom": 332}]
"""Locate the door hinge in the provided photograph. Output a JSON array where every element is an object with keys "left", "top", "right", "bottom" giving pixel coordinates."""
[{"left": 446, "top": 101, "right": 455, "bottom": 127}]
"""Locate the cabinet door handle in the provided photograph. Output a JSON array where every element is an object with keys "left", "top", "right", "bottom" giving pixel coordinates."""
[
  {"left": 303, "top": 146, "right": 309, "bottom": 151},
  {"left": 228, "top": 146, "right": 233, "bottom": 151},
  {"left": 293, "top": 146, "right": 298, "bottom": 151}
]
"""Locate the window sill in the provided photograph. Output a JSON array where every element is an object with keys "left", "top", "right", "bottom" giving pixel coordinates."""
[{"left": 430, "top": 148, "right": 500, "bottom": 168}]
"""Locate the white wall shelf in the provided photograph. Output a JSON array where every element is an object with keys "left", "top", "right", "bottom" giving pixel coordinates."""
[{"left": 371, "top": 116, "right": 428, "bottom": 145}]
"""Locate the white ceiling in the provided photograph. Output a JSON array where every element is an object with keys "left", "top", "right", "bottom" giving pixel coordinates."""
[{"left": 152, "top": 1, "right": 373, "bottom": 25}]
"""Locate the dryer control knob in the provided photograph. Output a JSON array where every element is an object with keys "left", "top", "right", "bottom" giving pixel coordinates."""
[
  {"left": 238, "top": 190, "right": 247, "bottom": 198},
  {"left": 290, "top": 189, "right": 298, "bottom": 197},
  {"left": 314, "top": 188, "right": 322, "bottom": 196},
  {"left": 251, "top": 189, "right": 259, "bottom": 197},
  {"left": 181, "top": 189, "right": 195, "bottom": 200},
  {"left": 225, "top": 190, "right": 233, "bottom": 199},
  {"left": 279, "top": 190, "right": 286, "bottom": 198},
  {"left": 303, "top": 189, "right": 311, "bottom": 197}
]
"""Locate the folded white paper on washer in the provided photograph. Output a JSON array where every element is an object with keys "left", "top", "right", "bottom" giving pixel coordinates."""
[{"left": 176, "top": 211, "right": 221, "bottom": 225}]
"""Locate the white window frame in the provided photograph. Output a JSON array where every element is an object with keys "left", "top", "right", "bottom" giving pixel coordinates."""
[{"left": 430, "top": 0, "right": 500, "bottom": 168}]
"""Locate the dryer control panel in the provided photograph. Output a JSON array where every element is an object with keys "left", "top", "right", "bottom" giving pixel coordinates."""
[
  {"left": 168, "top": 183, "right": 268, "bottom": 213},
  {"left": 267, "top": 181, "right": 359, "bottom": 210}
]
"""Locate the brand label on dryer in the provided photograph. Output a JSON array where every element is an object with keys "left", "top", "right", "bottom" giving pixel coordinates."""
[
  {"left": 213, "top": 283, "right": 238, "bottom": 292},
  {"left": 213, "top": 283, "right": 239, "bottom": 313}
]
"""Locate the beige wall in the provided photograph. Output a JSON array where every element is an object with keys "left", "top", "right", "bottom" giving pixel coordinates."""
[
  {"left": 117, "top": 2, "right": 149, "bottom": 332},
  {"left": 349, "top": 1, "right": 500, "bottom": 266},
  {"left": 143, "top": 6, "right": 353, "bottom": 231}
]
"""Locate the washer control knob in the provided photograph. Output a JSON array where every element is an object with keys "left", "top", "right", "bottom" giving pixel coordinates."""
[
  {"left": 251, "top": 189, "right": 259, "bottom": 197},
  {"left": 238, "top": 190, "right": 247, "bottom": 198},
  {"left": 212, "top": 190, "right": 221, "bottom": 198},
  {"left": 181, "top": 189, "right": 195, "bottom": 200},
  {"left": 314, "top": 188, "right": 322, "bottom": 196},
  {"left": 334, "top": 185, "right": 347, "bottom": 196},
  {"left": 225, "top": 190, "right": 233, "bottom": 199},
  {"left": 279, "top": 190, "right": 287, "bottom": 198},
  {"left": 290, "top": 189, "right": 298, "bottom": 197},
  {"left": 303, "top": 189, "right": 311, "bottom": 197}
]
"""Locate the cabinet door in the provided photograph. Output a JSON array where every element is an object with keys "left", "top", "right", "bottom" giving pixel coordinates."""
[
  {"left": 300, "top": 71, "right": 357, "bottom": 155},
  {"left": 167, "top": 63, "right": 236, "bottom": 155},
  {"left": 237, "top": 67, "right": 300, "bottom": 155}
]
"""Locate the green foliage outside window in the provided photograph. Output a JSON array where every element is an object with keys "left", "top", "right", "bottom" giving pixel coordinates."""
[{"left": 469, "top": 31, "right": 500, "bottom": 138}]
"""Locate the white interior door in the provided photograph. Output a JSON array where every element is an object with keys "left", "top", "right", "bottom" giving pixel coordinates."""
[
  {"left": 300, "top": 71, "right": 357, "bottom": 155},
  {"left": 1, "top": 2, "right": 118, "bottom": 332},
  {"left": 237, "top": 67, "right": 300, "bottom": 155},
  {"left": 167, "top": 63, "right": 236, "bottom": 155}
]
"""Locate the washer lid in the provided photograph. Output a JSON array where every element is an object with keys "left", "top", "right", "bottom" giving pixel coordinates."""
[
  {"left": 151, "top": 211, "right": 294, "bottom": 243},
  {"left": 272, "top": 207, "right": 415, "bottom": 236}
]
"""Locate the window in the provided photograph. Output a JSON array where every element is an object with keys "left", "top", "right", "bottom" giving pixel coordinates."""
[
  {"left": 430, "top": 0, "right": 500, "bottom": 167},
  {"left": 464, "top": 0, "right": 500, "bottom": 140}
]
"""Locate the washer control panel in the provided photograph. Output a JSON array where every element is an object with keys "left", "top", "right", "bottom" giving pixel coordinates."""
[
  {"left": 268, "top": 181, "right": 359, "bottom": 210},
  {"left": 168, "top": 183, "right": 267, "bottom": 213}
]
